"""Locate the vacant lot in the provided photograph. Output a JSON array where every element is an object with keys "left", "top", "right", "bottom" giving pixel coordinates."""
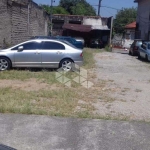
[
  {"left": 0, "top": 49, "right": 99, "bottom": 118},
  {"left": 94, "top": 49, "right": 150, "bottom": 121},
  {"left": 0, "top": 48, "right": 150, "bottom": 122}
]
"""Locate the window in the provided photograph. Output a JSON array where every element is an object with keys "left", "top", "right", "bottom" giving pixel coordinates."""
[
  {"left": 11, "top": 42, "right": 42, "bottom": 50},
  {"left": 61, "top": 40, "right": 76, "bottom": 49},
  {"left": 148, "top": 44, "right": 150, "bottom": 49},
  {"left": 141, "top": 43, "right": 147, "bottom": 50},
  {"left": 42, "top": 42, "right": 65, "bottom": 50}
]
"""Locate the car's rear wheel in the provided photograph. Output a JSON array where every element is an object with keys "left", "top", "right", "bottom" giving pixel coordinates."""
[
  {"left": 129, "top": 50, "right": 131, "bottom": 55},
  {"left": 59, "top": 59, "right": 74, "bottom": 72},
  {"left": 0, "top": 57, "right": 11, "bottom": 71},
  {"left": 138, "top": 53, "right": 141, "bottom": 59},
  {"left": 131, "top": 50, "right": 135, "bottom": 56}
]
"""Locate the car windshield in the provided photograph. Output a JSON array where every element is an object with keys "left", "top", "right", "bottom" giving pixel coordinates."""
[
  {"left": 59, "top": 40, "right": 77, "bottom": 49},
  {"left": 136, "top": 41, "right": 142, "bottom": 46}
]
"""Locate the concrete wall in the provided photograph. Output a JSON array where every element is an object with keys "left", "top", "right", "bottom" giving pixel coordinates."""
[
  {"left": 0, "top": 0, "right": 12, "bottom": 48},
  {"left": 0, "top": 0, "right": 50, "bottom": 48},
  {"left": 136, "top": 0, "right": 150, "bottom": 40},
  {"left": 83, "top": 18, "right": 102, "bottom": 26}
]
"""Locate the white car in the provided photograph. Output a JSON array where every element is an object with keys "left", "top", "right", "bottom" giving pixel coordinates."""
[{"left": 138, "top": 42, "right": 150, "bottom": 61}]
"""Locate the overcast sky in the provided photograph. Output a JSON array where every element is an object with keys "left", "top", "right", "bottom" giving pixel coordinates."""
[{"left": 33, "top": 0, "right": 137, "bottom": 17}]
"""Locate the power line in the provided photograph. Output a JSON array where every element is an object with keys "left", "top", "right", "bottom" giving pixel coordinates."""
[{"left": 101, "top": 6, "right": 121, "bottom": 11}]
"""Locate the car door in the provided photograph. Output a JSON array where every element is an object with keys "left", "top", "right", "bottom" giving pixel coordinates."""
[
  {"left": 11, "top": 41, "right": 42, "bottom": 67},
  {"left": 141, "top": 43, "right": 147, "bottom": 58},
  {"left": 130, "top": 42, "right": 134, "bottom": 53},
  {"left": 140, "top": 43, "right": 147, "bottom": 58},
  {"left": 41, "top": 41, "right": 66, "bottom": 68}
]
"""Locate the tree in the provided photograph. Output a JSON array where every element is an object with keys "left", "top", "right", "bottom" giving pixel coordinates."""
[
  {"left": 71, "top": 2, "right": 96, "bottom": 16},
  {"left": 41, "top": 5, "right": 69, "bottom": 15},
  {"left": 53, "top": 6, "right": 69, "bottom": 14},
  {"left": 59, "top": 0, "right": 96, "bottom": 15},
  {"left": 114, "top": 7, "right": 137, "bottom": 34}
]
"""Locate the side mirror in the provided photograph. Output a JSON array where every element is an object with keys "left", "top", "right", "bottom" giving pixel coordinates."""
[{"left": 18, "top": 46, "right": 24, "bottom": 51}]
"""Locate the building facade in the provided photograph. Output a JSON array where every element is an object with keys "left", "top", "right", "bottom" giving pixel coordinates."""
[
  {"left": 135, "top": 0, "right": 150, "bottom": 40},
  {"left": 52, "top": 14, "right": 111, "bottom": 46},
  {"left": 0, "top": 0, "right": 50, "bottom": 48}
]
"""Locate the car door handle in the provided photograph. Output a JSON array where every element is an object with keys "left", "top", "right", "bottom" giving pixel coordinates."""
[
  {"left": 34, "top": 51, "right": 40, "bottom": 54},
  {"left": 57, "top": 51, "right": 62, "bottom": 54}
]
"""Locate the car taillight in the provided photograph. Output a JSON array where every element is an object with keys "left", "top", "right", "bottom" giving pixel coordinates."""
[
  {"left": 134, "top": 46, "right": 138, "bottom": 50},
  {"left": 80, "top": 52, "right": 83, "bottom": 57}
]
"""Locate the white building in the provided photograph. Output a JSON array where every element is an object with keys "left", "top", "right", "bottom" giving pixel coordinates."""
[
  {"left": 122, "top": 21, "right": 136, "bottom": 49},
  {"left": 134, "top": 0, "right": 150, "bottom": 40}
]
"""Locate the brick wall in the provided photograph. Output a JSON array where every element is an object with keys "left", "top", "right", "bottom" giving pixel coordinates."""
[
  {"left": 0, "top": 0, "right": 50, "bottom": 48},
  {"left": 0, "top": 0, "right": 12, "bottom": 48}
]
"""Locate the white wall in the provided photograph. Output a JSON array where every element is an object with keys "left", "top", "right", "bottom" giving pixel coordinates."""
[{"left": 83, "top": 18, "right": 102, "bottom": 26}]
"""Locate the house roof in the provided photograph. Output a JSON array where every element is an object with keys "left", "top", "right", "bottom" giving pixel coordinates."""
[
  {"left": 63, "top": 24, "right": 92, "bottom": 32},
  {"left": 125, "top": 21, "right": 136, "bottom": 29},
  {"left": 62, "top": 23, "right": 110, "bottom": 32}
]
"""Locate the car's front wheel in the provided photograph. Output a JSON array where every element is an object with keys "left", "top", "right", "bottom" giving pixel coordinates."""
[
  {"left": 0, "top": 57, "right": 11, "bottom": 71},
  {"left": 146, "top": 55, "right": 149, "bottom": 62},
  {"left": 59, "top": 59, "right": 74, "bottom": 72}
]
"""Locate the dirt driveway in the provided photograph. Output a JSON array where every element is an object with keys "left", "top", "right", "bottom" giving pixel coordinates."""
[{"left": 94, "top": 49, "right": 150, "bottom": 121}]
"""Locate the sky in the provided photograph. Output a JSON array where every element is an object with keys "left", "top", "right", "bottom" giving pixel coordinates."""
[{"left": 33, "top": 0, "right": 137, "bottom": 17}]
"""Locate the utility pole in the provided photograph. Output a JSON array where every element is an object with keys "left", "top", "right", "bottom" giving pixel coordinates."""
[
  {"left": 109, "top": 16, "right": 114, "bottom": 51},
  {"left": 50, "top": 0, "right": 55, "bottom": 36},
  {"left": 98, "top": 0, "right": 102, "bottom": 16}
]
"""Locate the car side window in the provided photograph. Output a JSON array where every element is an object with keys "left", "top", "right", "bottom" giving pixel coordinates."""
[
  {"left": 42, "top": 42, "right": 65, "bottom": 50},
  {"left": 11, "top": 42, "right": 41, "bottom": 50},
  {"left": 148, "top": 44, "right": 150, "bottom": 49},
  {"left": 141, "top": 43, "right": 146, "bottom": 50},
  {"left": 131, "top": 42, "right": 134, "bottom": 47}
]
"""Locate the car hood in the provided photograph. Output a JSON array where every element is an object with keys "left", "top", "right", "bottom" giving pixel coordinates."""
[{"left": 0, "top": 49, "right": 10, "bottom": 52}]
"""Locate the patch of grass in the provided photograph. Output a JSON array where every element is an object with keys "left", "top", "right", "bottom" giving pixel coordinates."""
[
  {"left": 104, "top": 45, "right": 112, "bottom": 52},
  {"left": 0, "top": 69, "right": 57, "bottom": 84},
  {"left": 0, "top": 87, "right": 95, "bottom": 117},
  {"left": 83, "top": 48, "right": 102, "bottom": 69}
]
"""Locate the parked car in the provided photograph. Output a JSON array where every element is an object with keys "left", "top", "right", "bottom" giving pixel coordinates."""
[
  {"left": 74, "top": 37, "right": 85, "bottom": 46},
  {"left": 0, "top": 39, "right": 83, "bottom": 71},
  {"left": 56, "top": 36, "right": 83, "bottom": 49},
  {"left": 90, "top": 39, "right": 104, "bottom": 49},
  {"left": 31, "top": 36, "right": 83, "bottom": 49},
  {"left": 138, "top": 41, "right": 150, "bottom": 61},
  {"left": 129, "top": 39, "right": 142, "bottom": 56},
  {"left": 30, "top": 36, "right": 57, "bottom": 39}
]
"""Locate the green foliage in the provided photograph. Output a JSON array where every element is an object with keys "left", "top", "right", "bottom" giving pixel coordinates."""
[
  {"left": 59, "top": 0, "right": 96, "bottom": 15},
  {"left": 53, "top": 6, "right": 69, "bottom": 14},
  {"left": 71, "top": 2, "right": 96, "bottom": 16},
  {"left": 114, "top": 7, "right": 137, "bottom": 34},
  {"left": 41, "top": 5, "right": 69, "bottom": 15},
  {"left": 104, "top": 45, "right": 112, "bottom": 52}
]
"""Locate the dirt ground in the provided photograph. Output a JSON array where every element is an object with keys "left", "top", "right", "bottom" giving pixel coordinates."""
[{"left": 93, "top": 49, "right": 150, "bottom": 121}]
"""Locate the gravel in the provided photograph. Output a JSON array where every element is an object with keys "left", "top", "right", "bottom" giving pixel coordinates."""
[{"left": 94, "top": 49, "right": 150, "bottom": 121}]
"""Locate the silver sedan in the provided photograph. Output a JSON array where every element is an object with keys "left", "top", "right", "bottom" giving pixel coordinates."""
[{"left": 0, "top": 39, "right": 83, "bottom": 71}]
